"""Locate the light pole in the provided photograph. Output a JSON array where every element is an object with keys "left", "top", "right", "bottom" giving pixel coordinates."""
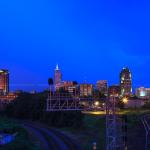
[
  {"left": 48, "top": 78, "right": 53, "bottom": 110},
  {"left": 48, "top": 78, "right": 53, "bottom": 96}
]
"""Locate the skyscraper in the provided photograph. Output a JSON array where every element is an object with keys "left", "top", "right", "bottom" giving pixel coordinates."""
[
  {"left": 54, "top": 64, "right": 62, "bottom": 90},
  {"left": 0, "top": 69, "right": 9, "bottom": 95},
  {"left": 120, "top": 67, "right": 132, "bottom": 97}
]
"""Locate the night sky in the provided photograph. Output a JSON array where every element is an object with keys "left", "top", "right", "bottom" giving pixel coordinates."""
[{"left": 0, "top": 0, "right": 150, "bottom": 91}]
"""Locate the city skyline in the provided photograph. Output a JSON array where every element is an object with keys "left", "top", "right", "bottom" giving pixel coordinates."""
[
  {"left": 1, "top": 65, "right": 148, "bottom": 93},
  {"left": 1, "top": 1, "right": 150, "bottom": 150},
  {"left": 0, "top": 0, "right": 150, "bottom": 91}
]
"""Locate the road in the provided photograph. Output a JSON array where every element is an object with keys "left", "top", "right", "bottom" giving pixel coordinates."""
[{"left": 22, "top": 121, "right": 82, "bottom": 150}]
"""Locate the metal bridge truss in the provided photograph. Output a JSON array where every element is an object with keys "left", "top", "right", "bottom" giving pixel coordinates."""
[
  {"left": 47, "top": 93, "right": 127, "bottom": 150},
  {"left": 106, "top": 96, "right": 127, "bottom": 150},
  {"left": 46, "top": 93, "right": 104, "bottom": 111}
]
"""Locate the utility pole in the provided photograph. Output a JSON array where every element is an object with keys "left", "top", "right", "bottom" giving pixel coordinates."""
[{"left": 47, "top": 78, "right": 53, "bottom": 111}]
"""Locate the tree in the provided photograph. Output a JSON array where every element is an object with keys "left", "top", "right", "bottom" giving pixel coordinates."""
[{"left": 5, "top": 92, "right": 84, "bottom": 129}]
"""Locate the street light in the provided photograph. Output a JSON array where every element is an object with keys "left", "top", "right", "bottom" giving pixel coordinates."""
[
  {"left": 94, "top": 101, "right": 100, "bottom": 106},
  {"left": 122, "top": 98, "right": 128, "bottom": 104}
]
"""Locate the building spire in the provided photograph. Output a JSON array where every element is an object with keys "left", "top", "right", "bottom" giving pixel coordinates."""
[{"left": 56, "top": 64, "right": 59, "bottom": 70}]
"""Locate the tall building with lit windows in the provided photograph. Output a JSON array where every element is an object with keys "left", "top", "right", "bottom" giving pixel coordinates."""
[
  {"left": 120, "top": 67, "right": 132, "bottom": 97},
  {"left": 54, "top": 64, "right": 62, "bottom": 90},
  {"left": 0, "top": 70, "right": 9, "bottom": 95}
]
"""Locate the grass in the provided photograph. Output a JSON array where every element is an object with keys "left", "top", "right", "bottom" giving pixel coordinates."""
[
  {"left": 59, "top": 108, "right": 150, "bottom": 150},
  {"left": 118, "top": 108, "right": 150, "bottom": 115},
  {"left": 60, "top": 114, "right": 105, "bottom": 150},
  {"left": 0, "top": 117, "right": 40, "bottom": 150},
  {"left": 82, "top": 115, "right": 105, "bottom": 150}
]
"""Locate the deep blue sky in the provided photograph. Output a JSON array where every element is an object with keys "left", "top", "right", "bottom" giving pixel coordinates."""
[{"left": 0, "top": 0, "right": 150, "bottom": 91}]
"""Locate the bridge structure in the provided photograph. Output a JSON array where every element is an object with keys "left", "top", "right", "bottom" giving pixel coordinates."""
[
  {"left": 106, "top": 96, "right": 127, "bottom": 150},
  {"left": 46, "top": 93, "right": 104, "bottom": 111},
  {"left": 46, "top": 92, "right": 126, "bottom": 150}
]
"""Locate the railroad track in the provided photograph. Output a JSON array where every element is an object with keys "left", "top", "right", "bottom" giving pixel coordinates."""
[
  {"left": 22, "top": 121, "right": 82, "bottom": 150},
  {"left": 141, "top": 114, "right": 150, "bottom": 150},
  {"left": 49, "top": 128, "right": 82, "bottom": 150}
]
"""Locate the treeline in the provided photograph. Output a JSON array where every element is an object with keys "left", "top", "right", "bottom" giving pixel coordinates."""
[{"left": 4, "top": 92, "right": 84, "bottom": 128}]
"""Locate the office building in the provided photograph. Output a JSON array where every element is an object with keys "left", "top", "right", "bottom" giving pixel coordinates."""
[
  {"left": 0, "top": 70, "right": 9, "bottom": 95},
  {"left": 108, "top": 85, "right": 120, "bottom": 97},
  {"left": 61, "top": 81, "right": 78, "bottom": 95},
  {"left": 135, "top": 87, "right": 150, "bottom": 99},
  {"left": 96, "top": 80, "right": 108, "bottom": 96},
  {"left": 54, "top": 64, "right": 62, "bottom": 90},
  {"left": 120, "top": 67, "right": 132, "bottom": 97},
  {"left": 80, "top": 84, "right": 93, "bottom": 97}
]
